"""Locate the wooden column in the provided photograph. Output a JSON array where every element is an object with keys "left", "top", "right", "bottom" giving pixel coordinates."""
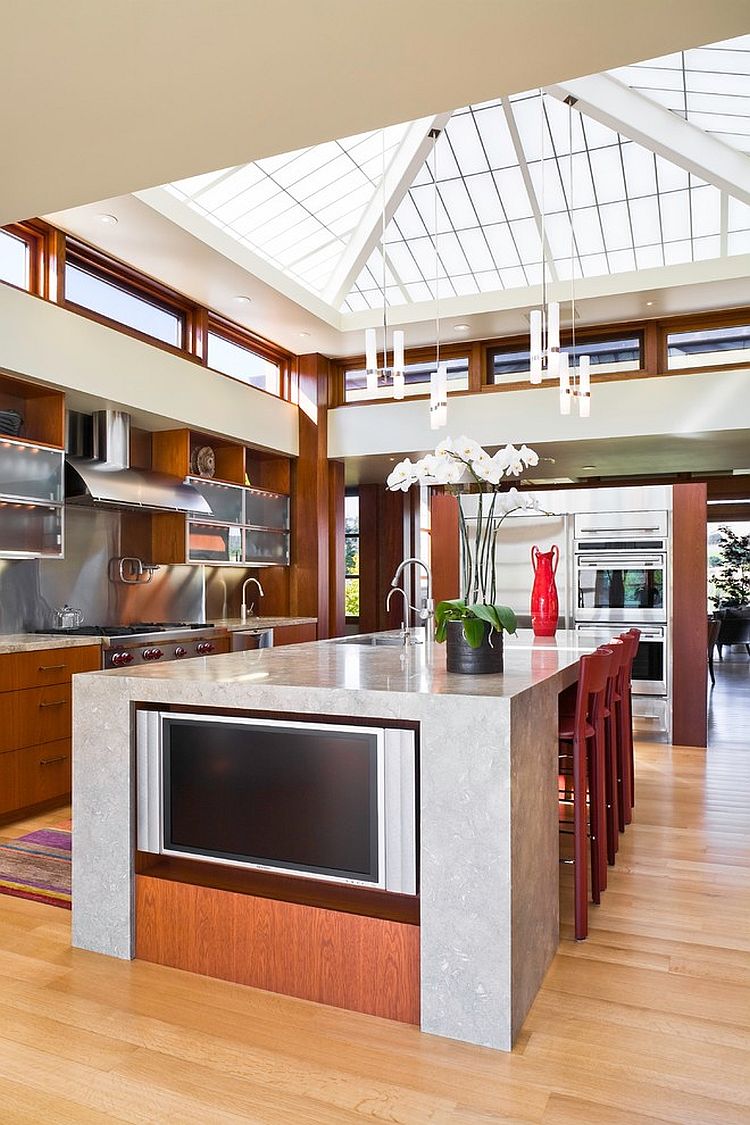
[
  {"left": 672, "top": 482, "right": 708, "bottom": 748},
  {"left": 358, "top": 485, "right": 407, "bottom": 633},
  {"left": 328, "top": 460, "right": 346, "bottom": 638},
  {"left": 290, "top": 354, "right": 346, "bottom": 639},
  {"left": 430, "top": 490, "right": 460, "bottom": 604}
]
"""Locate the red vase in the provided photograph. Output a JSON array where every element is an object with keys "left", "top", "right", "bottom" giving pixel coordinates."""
[{"left": 531, "top": 545, "right": 560, "bottom": 637}]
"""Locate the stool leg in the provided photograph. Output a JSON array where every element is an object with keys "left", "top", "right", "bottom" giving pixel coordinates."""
[
  {"left": 627, "top": 689, "right": 635, "bottom": 812},
  {"left": 572, "top": 733, "right": 588, "bottom": 940},
  {"left": 604, "top": 712, "right": 618, "bottom": 865}
]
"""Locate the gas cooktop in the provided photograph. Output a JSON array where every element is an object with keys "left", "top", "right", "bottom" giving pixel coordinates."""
[{"left": 37, "top": 622, "right": 213, "bottom": 638}]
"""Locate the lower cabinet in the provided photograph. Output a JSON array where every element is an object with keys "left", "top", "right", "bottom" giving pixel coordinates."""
[
  {"left": 272, "top": 623, "right": 317, "bottom": 646},
  {"left": 0, "top": 644, "right": 100, "bottom": 818}
]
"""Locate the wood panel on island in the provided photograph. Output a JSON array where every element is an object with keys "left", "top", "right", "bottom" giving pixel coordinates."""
[
  {"left": 0, "top": 373, "right": 66, "bottom": 559},
  {"left": 0, "top": 645, "right": 100, "bottom": 820}
]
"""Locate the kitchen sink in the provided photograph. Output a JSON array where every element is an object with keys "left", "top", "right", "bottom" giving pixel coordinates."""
[{"left": 336, "top": 633, "right": 423, "bottom": 648}]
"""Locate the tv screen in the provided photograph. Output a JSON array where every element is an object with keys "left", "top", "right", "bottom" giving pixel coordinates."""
[{"left": 163, "top": 717, "right": 380, "bottom": 882}]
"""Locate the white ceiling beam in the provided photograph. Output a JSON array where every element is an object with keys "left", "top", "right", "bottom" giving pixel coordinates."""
[
  {"left": 322, "top": 112, "right": 451, "bottom": 310},
  {"left": 501, "top": 98, "right": 559, "bottom": 285},
  {"left": 546, "top": 73, "right": 750, "bottom": 206}
]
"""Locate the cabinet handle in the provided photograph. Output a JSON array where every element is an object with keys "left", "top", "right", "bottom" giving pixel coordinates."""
[
  {"left": 39, "top": 756, "right": 67, "bottom": 766},
  {"left": 38, "top": 664, "right": 65, "bottom": 672},
  {"left": 39, "top": 699, "right": 66, "bottom": 708}
]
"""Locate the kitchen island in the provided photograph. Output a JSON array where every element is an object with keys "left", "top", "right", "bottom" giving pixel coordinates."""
[{"left": 72, "top": 629, "right": 595, "bottom": 1051}]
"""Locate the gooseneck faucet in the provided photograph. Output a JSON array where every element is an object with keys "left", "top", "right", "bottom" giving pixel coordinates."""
[
  {"left": 389, "top": 557, "right": 434, "bottom": 625},
  {"left": 240, "top": 577, "right": 265, "bottom": 622},
  {"left": 386, "top": 586, "right": 411, "bottom": 642}
]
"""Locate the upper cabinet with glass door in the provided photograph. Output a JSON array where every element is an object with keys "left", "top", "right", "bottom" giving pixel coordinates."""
[{"left": 0, "top": 374, "right": 65, "bottom": 558}]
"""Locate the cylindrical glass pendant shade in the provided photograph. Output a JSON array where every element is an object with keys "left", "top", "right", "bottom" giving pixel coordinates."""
[
  {"left": 559, "top": 350, "right": 571, "bottom": 415},
  {"left": 392, "top": 330, "right": 405, "bottom": 399},
  {"left": 547, "top": 301, "right": 560, "bottom": 377},
  {"left": 365, "top": 328, "right": 378, "bottom": 394},
  {"left": 530, "top": 309, "right": 543, "bottom": 383}
]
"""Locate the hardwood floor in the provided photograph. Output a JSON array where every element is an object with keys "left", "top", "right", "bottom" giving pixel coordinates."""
[{"left": 0, "top": 666, "right": 748, "bottom": 1123}]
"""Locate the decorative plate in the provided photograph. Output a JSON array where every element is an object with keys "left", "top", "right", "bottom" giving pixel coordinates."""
[{"left": 192, "top": 445, "right": 216, "bottom": 478}]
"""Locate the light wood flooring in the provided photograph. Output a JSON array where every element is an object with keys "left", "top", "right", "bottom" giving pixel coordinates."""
[{"left": 0, "top": 661, "right": 748, "bottom": 1123}]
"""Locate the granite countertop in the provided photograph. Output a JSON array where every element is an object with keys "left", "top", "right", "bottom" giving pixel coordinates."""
[
  {"left": 0, "top": 633, "right": 106, "bottom": 655},
  {"left": 88, "top": 628, "right": 593, "bottom": 701},
  {"left": 0, "top": 617, "right": 316, "bottom": 656},
  {"left": 214, "top": 616, "right": 317, "bottom": 631}
]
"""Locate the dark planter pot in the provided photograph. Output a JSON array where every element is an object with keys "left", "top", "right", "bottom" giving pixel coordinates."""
[{"left": 445, "top": 618, "right": 504, "bottom": 674}]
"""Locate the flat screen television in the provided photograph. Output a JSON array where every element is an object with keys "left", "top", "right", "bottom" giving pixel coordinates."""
[{"left": 136, "top": 711, "right": 417, "bottom": 893}]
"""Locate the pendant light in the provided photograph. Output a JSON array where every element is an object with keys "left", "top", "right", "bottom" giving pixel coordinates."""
[
  {"left": 429, "top": 126, "right": 448, "bottom": 430},
  {"left": 529, "top": 89, "right": 560, "bottom": 386},
  {"left": 560, "top": 94, "right": 591, "bottom": 417},
  {"left": 364, "top": 131, "right": 405, "bottom": 400}
]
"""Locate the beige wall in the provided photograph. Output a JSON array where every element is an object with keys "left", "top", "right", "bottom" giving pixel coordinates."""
[{"left": 0, "top": 283, "right": 298, "bottom": 456}]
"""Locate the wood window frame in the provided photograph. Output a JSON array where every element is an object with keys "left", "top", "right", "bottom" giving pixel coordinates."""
[
  {"left": 206, "top": 314, "right": 294, "bottom": 400},
  {"left": 485, "top": 324, "right": 647, "bottom": 393},
  {"left": 659, "top": 307, "right": 750, "bottom": 378},
  {"left": 0, "top": 221, "right": 47, "bottom": 296},
  {"left": 332, "top": 341, "right": 474, "bottom": 408},
  {"left": 63, "top": 239, "right": 196, "bottom": 358}
]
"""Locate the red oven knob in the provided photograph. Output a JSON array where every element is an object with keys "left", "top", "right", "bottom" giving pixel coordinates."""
[
  {"left": 111, "top": 651, "right": 134, "bottom": 667},
  {"left": 143, "top": 648, "right": 163, "bottom": 661},
  {"left": 174, "top": 646, "right": 188, "bottom": 658},
  {"left": 196, "top": 641, "right": 214, "bottom": 655}
]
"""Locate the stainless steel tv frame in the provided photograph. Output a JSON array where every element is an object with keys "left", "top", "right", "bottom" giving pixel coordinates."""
[{"left": 136, "top": 710, "right": 417, "bottom": 894}]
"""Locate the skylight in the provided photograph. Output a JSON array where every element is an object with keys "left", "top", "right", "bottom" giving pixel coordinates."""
[{"left": 155, "top": 34, "right": 750, "bottom": 320}]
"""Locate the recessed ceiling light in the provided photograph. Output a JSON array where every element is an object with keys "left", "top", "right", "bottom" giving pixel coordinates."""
[
  {"left": 299, "top": 331, "right": 311, "bottom": 338},
  {"left": 453, "top": 323, "right": 470, "bottom": 331},
  {"left": 581, "top": 465, "right": 597, "bottom": 471},
  {"left": 97, "top": 213, "right": 118, "bottom": 225},
  {"left": 645, "top": 300, "right": 654, "bottom": 307},
  {"left": 233, "top": 295, "right": 252, "bottom": 305}
]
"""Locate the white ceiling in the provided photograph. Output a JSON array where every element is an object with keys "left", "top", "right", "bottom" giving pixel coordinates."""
[
  {"left": 344, "top": 429, "right": 750, "bottom": 485},
  {"left": 2, "top": 0, "right": 749, "bottom": 225}
]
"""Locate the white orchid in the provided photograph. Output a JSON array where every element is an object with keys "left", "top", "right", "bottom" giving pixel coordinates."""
[
  {"left": 386, "top": 457, "right": 419, "bottom": 492},
  {"left": 386, "top": 435, "right": 539, "bottom": 495}
]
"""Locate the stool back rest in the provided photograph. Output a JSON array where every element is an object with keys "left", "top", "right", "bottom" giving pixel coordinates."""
[
  {"left": 618, "top": 631, "right": 640, "bottom": 688},
  {"left": 576, "top": 647, "right": 614, "bottom": 736},
  {"left": 600, "top": 639, "right": 625, "bottom": 709}
]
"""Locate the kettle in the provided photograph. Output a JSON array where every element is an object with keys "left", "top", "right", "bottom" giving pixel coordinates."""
[{"left": 54, "top": 604, "right": 84, "bottom": 630}]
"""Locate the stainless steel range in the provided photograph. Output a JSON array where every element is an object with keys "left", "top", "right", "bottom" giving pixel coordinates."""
[{"left": 38, "top": 622, "right": 226, "bottom": 667}]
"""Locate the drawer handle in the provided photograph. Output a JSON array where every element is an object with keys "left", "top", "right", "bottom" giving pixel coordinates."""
[
  {"left": 40, "top": 756, "right": 67, "bottom": 766},
  {"left": 39, "top": 699, "right": 66, "bottom": 708},
  {"left": 38, "top": 664, "right": 65, "bottom": 672}
]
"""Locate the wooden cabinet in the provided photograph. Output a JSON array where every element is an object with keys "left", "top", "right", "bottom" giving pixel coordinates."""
[
  {"left": 0, "top": 644, "right": 100, "bottom": 819},
  {"left": 272, "top": 623, "right": 317, "bottom": 646},
  {"left": 126, "top": 429, "right": 291, "bottom": 568}
]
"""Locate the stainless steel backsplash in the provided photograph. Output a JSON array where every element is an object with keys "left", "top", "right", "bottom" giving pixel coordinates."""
[{"left": 0, "top": 507, "right": 206, "bottom": 632}]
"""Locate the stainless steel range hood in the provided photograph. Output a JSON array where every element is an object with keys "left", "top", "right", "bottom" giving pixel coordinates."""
[{"left": 65, "top": 411, "right": 211, "bottom": 516}]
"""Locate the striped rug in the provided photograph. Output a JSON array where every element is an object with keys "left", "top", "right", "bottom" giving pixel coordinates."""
[{"left": 0, "top": 826, "right": 71, "bottom": 909}]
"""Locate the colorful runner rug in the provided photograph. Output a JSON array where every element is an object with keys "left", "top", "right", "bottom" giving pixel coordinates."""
[{"left": 0, "top": 826, "right": 71, "bottom": 909}]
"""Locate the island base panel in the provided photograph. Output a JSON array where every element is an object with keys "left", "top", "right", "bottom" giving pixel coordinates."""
[{"left": 135, "top": 875, "right": 420, "bottom": 1024}]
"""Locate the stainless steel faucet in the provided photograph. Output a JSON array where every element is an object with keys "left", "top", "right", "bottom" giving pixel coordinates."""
[
  {"left": 385, "top": 586, "right": 411, "bottom": 643},
  {"left": 389, "top": 557, "right": 434, "bottom": 624},
  {"left": 240, "top": 577, "right": 265, "bottom": 622}
]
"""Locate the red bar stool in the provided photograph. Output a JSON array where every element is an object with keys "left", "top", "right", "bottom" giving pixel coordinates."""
[
  {"left": 616, "top": 629, "right": 640, "bottom": 824},
  {"left": 601, "top": 639, "right": 627, "bottom": 866},
  {"left": 558, "top": 647, "right": 614, "bottom": 940}
]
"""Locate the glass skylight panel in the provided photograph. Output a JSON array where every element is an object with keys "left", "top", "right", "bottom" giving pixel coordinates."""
[
  {"left": 660, "top": 189, "right": 691, "bottom": 242},
  {"left": 493, "top": 167, "right": 533, "bottom": 218},
  {"left": 728, "top": 197, "right": 750, "bottom": 231},
  {"left": 544, "top": 211, "right": 576, "bottom": 261},
  {"left": 621, "top": 144, "right": 657, "bottom": 198},
  {"left": 509, "top": 218, "right": 542, "bottom": 263},
  {"left": 635, "top": 245, "right": 664, "bottom": 269},
  {"left": 588, "top": 146, "right": 626, "bottom": 204},
  {"left": 628, "top": 195, "right": 662, "bottom": 246},
  {"left": 572, "top": 207, "right": 605, "bottom": 255},
  {"left": 452, "top": 274, "right": 480, "bottom": 296},
  {"left": 444, "top": 113, "right": 488, "bottom": 175},
  {"left": 598, "top": 201, "right": 632, "bottom": 250},
  {"left": 466, "top": 172, "right": 505, "bottom": 225},
  {"left": 663, "top": 239, "right": 692, "bottom": 265},
  {"left": 472, "top": 104, "right": 519, "bottom": 169},
  {"left": 690, "top": 183, "right": 721, "bottom": 238},
  {"left": 484, "top": 223, "right": 522, "bottom": 268},
  {"left": 581, "top": 252, "right": 611, "bottom": 276},
  {"left": 456, "top": 228, "right": 496, "bottom": 273},
  {"left": 438, "top": 178, "right": 480, "bottom": 230}
]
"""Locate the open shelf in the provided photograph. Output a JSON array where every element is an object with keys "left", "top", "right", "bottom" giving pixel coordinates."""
[{"left": 0, "top": 373, "right": 65, "bottom": 449}]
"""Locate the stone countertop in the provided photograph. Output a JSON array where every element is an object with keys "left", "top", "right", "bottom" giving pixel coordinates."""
[
  {"left": 86, "top": 628, "right": 591, "bottom": 701},
  {"left": 0, "top": 633, "right": 105, "bottom": 655},
  {"left": 213, "top": 616, "right": 317, "bottom": 632}
]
